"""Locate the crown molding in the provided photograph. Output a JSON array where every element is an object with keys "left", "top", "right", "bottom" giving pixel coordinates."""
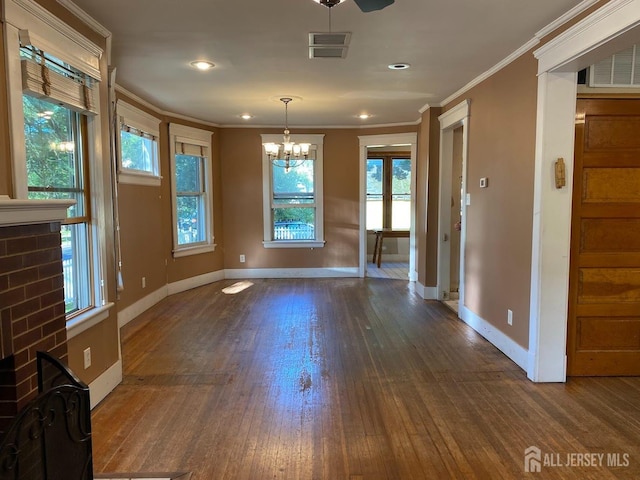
[
  {"left": 438, "top": 0, "right": 604, "bottom": 108},
  {"left": 439, "top": 38, "right": 540, "bottom": 108},
  {"left": 219, "top": 119, "right": 421, "bottom": 129},
  {"left": 535, "top": 0, "right": 600, "bottom": 39},
  {"left": 56, "top": 0, "right": 110, "bottom": 37},
  {"left": 115, "top": 84, "right": 220, "bottom": 128}
]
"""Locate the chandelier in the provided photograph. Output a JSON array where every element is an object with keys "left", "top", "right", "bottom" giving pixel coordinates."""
[{"left": 263, "top": 98, "right": 310, "bottom": 172}]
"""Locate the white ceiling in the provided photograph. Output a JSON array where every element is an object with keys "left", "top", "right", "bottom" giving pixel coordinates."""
[{"left": 69, "top": 0, "right": 583, "bottom": 127}]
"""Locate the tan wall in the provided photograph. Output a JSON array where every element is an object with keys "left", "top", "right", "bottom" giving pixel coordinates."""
[
  {"left": 442, "top": 53, "right": 538, "bottom": 348},
  {"left": 165, "top": 118, "right": 225, "bottom": 284},
  {"left": 416, "top": 107, "right": 442, "bottom": 287},
  {"left": 111, "top": 93, "right": 225, "bottom": 309},
  {"left": 1, "top": 0, "right": 616, "bottom": 384},
  {"left": 220, "top": 126, "right": 415, "bottom": 270},
  {"left": 66, "top": 31, "right": 119, "bottom": 384}
]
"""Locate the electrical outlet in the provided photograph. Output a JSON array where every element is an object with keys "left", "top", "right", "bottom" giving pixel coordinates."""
[
  {"left": 142, "top": 277, "right": 146, "bottom": 288},
  {"left": 83, "top": 347, "right": 91, "bottom": 369},
  {"left": 239, "top": 254, "right": 246, "bottom": 263},
  {"left": 507, "top": 309, "right": 513, "bottom": 326}
]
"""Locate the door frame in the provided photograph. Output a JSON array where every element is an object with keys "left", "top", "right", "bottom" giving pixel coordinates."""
[
  {"left": 528, "top": 0, "right": 640, "bottom": 382},
  {"left": 358, "top": 133, "right": 418, "bottom": 280},
  {"left": 437, "top": 100, "right": 470, "bottom": 305}
]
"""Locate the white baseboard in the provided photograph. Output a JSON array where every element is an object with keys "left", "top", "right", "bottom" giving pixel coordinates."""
[
  {"left": 117, "top": 286, "right": 168, "bottom": 329},
  {"left": 416, "top": 281, "right": 438, "bottom": 300},
  {"left": 89, "top": 359, "right": 122, "bottom": 409},
  {"left": 459, "top": 305, "right": 528, "bottom": 371},
  {"left": 167, "top": 269, "right": 225, "bottom": 295},
  {"left": 225, "top": 267, "right": 359, "bottom": 279}
]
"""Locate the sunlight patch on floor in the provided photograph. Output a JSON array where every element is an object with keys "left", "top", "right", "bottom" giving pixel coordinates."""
[{"left": 222, "top": 280, "right": 254, "bottom": 294}]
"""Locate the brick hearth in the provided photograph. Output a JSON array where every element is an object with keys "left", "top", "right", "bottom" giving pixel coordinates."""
[{"left": 0, "top": 214, "right": 69, "bottom": 432}]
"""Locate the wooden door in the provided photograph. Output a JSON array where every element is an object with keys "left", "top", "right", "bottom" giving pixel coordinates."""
[{"left": 567, "top": 98, "right": 640, "bottom": 376}]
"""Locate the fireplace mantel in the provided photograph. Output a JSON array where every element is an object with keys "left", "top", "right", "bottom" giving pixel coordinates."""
[{"left": 0, "top": 197, "right": 75, "bottom": 227}]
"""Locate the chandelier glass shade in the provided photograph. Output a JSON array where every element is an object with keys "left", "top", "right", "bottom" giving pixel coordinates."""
[{"left": 263, "top": 98, "right": 311, "bottom": 172}]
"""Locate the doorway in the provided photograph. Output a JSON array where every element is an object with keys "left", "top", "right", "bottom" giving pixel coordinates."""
[
  {"left": 358, "top": 133, "right": 418, "bottom": 280},
  {"left": 365, "top": 148, "right": 411, "bottom": 279},
  {"left": 528, "top": 0, "right": 640, "bottom": 382},
  {"left": 567, "top": 97, "right": 640, "bottom": 375},
  {"left": 437, "top": 101, "right": 469, "bottom": 311}
]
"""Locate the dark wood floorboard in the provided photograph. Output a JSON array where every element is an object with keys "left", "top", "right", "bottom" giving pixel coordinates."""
[{"left": 91, "top": 278, "right": 640, "bottom": 479}]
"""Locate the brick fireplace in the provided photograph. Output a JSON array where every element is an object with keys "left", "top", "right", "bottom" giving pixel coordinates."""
[{"left": 0, "top": 199, "right": 73, "bottom": 432}]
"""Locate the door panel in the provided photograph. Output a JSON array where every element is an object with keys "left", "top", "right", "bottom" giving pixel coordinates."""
[{"left": 567, "top": 98, "right": 640, "bottom": 376}]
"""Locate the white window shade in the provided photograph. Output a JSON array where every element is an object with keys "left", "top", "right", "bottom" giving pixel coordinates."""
[
  {"left": 21, "top": 56, "right": 98, "bottom": 116},
  {"left": 175, "top": 141, "right": 207, "bottom": 157},
  {"left": 18, "top": 28, "right": 101, "bottom": 81},
  {"left": 117, "top": 100, "right": 160, "bottom": 138}
]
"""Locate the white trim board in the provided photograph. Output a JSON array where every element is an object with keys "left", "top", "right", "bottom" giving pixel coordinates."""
[
  {"left": 358, "top": 133, "right": 418, "bottom": 280},
  {"left": 117, "top": 286, "right": 168, "bottom": 329},
  {"left": 437, "top": 100, "right": 470, "bottom": 304},
  {"left": 528, "top": 0, "right": 640, "bottom": 382},
  {"left": 415, "top": 281, "right": 438, "bottom": 300},
  {"left": 89, "top": 359, "right": 122, "bottom": 409},
  {"left": 168, "top": 270, "right": 226, "bottom": 296},
  {"left": 432, "top": 0, "right": 601, "bottom": 109},
  {"left": 459, "top": 306, "right": 529, "bottom": 371}
]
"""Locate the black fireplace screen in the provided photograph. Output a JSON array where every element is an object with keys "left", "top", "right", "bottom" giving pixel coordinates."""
[{"left": 0, "top": 352, "right": 93, "bottom": 480}]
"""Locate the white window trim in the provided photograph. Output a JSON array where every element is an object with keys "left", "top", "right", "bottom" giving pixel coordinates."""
[
  {"left": 117, "top": 100, "right": 162, "bottom": 186},
  {"left": 261, "top": 133, "right": 325, "bottom": 249},
  {"left": 3, "top": 0, "right": 110, "bottom": 325},
  {"left": 169, "top": 123, "right": 215, "bottom": 257}
]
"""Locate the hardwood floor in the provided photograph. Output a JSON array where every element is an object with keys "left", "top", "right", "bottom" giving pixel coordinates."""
[
  {"left": 366, "top": 262, "right": 409, "bottom": 280},
  {"left": 91, "top": 278, "right": 640, "bottom": 479}
]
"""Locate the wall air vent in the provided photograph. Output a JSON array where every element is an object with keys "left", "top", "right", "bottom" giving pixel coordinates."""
[
  {"left": 589, "top": 44, "right": 640, "bottom": 87},
  {"left": 309, "top": 32, "right": 351, "bottom": 59}
]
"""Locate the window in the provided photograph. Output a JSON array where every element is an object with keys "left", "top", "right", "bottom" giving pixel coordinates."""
[
  {"left": 4, "top": 0, "right": 110, "bottom": 326},
  {"left": 261, "top": 133, "right": 325, "bottom": 248},
  {"left": 169, "top": 123, "right": 215, "bottom": 257},
  {"left": 366, "top": 154, "right": 411, "bottom": 230},
  {"left": 23, "top": 95, "right": 91, "bottom": 313},
  {"left": 117, "top": 101, "right": 161, "bottom": 186}
]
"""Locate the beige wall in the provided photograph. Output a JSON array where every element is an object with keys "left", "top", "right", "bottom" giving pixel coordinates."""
[
  {"left": 442, "top": 53, "right": 538, "bottom": 348},
  {"left": 416, "top": 107, "right": 442, "bottom": 287},
  {"left": 220, "top": 126, "right": 415, "bottom": 270},
  {"left": 0, "top": 0, "right": 620, "bottom": 385}
]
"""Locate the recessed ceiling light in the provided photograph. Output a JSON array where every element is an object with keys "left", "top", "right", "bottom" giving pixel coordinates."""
[
  {"left": 358, "top": 114, "right": 371, "bottom": 120},
  {"left": 241, "top": 114, "right": 253, "bottom": 120},
  {"left": 190, "top": 60, "right": 215, "bottom": 71},
  {"left": 388, "top": 63, "right": 410, "bottom": 70}
]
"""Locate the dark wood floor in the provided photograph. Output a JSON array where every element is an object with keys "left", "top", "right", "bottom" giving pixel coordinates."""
[{"left": 91, "top": 278, "right": 640, "bottom": 479}]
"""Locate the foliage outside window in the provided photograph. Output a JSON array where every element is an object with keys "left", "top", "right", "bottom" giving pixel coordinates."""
[
  {"left": 5, "top": 0, "right": 110, "bottom": 330},
  {"left": 24, "top": 90, "right": 91, "bottom": 315},
  {"left": 117, "top": 101, "right": 161, "bottom": 186},
  {"left": 366, "top": 155, "right": 411, "bottom": 230},
  {"left": 261, "top": 133, "right": 325, "bottom": 248},
  {"left": 170, "top": 124, "right": 215, "bottom": 257}
]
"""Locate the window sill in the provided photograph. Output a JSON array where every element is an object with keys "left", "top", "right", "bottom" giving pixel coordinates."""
[
  {"left": 173, "top": 243, "right": 217, "bottom": 258},
  {"left": 263, "top": 240, "right": 326, "bottom": 249},
  {"left": 118, "top": 171, "right": 162, "bottom": 187},
  {"left": 66, "top": 302, "right": 114, "bottom": 340}
]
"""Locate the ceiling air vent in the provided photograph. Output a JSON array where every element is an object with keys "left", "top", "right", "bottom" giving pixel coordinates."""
[
  {"left": 589, "top": 44, "right": 640, "bottom": 87},
  {"left": 309, "top": 32, "right": 351, "bottom": 59}
]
